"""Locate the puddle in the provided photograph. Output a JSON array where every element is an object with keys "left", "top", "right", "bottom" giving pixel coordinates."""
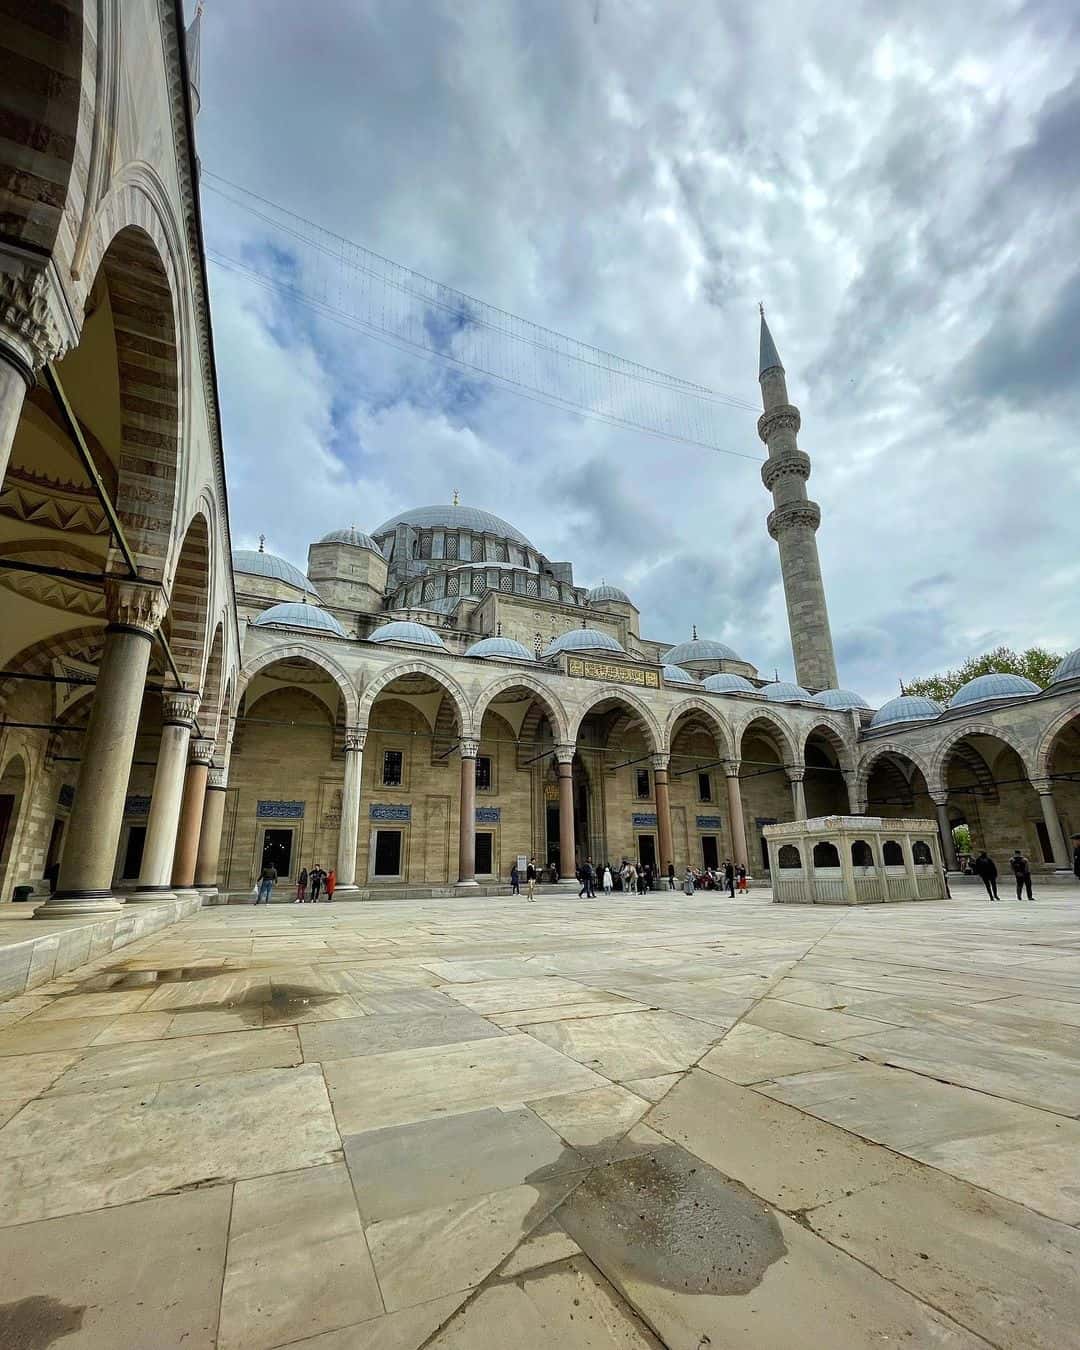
[
  {"left": 261, "top": 984, "right": 340, "bottom": 1022},
  {"left": 555, "top": 1144, "right": 787, "bottom": 1296},
  {"left": 64, "top": 966, "right": 233, "bottom": 994},
  {"left": 0, "top": 1296, "right": 85, "bottom": 1350}
]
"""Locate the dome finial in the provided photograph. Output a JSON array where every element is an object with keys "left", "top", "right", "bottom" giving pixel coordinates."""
[
  {"left": 691, "top": 623, "right": 698, "bottom": 641},
  {"left": 258, "top": 533, "right": 265, "bottom": 553},
  {"left": 451, "top": 488, "right": 460, "bottom": 506}
]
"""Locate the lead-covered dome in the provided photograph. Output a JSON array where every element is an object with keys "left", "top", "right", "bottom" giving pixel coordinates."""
[
  {"left": 367, "top": 620, "right": 446, "bottom": 649},
  {"left": 870, "top": 694, "right": 943, "bottom": 728},
  {"left": 372, "top": 504, "right": 532, "bottom": 548},
  {"left": 466, "top": 636, "right": 533, "bottom": 661},
  {"left": 663, "top": 664, "right": 697, "bottom": 685},
  {"left": 948, "top": 672, "right": 1040, "bottom": 709},
  {"left": 544, "top": 628, "right": 624, "bottom": 658},
  {"left": 588, "top": 583, "right": 633, "bottom": 605},
  {"left": 813, "top": 688, "right": 871, "bottom": 711},
  {"left": 761, "top": 680, "right": 812, "bottom": 702},
  {"left": 1052, "top": 647, "right": 1080, "bottom": 684},
  {"left": 317, "top": 526, "right": 383, "bottom": 554},
  {"left": 233, "top": 549, "right": 319, "bottom": 596},
  {"left": 703, "top": 672, "right": 756, "bottom": 694},
  {"left": 663, "top": 636, "right": 740, "bottom": 666},
  {"left": 251, "top": 602, "right": 345, "bottom": 637}
]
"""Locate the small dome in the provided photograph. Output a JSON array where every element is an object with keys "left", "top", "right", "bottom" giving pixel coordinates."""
[
  {"left": 233, "top": 549, "right": 319, "bottom": 596},
  {"left": 702, "top": 672, "right": 757, "bottom": 694},
  {"left": 367, "top": 620, "right": 446, "bottom": 649},
  {"left": 372, "top": 504, "right": 532, "bottom": 548},
  {"left": 1052, "top": 647, "right": 1080, "bottom": 684},
  {"left": 663, "top": 637, "right": 740, "bottom": 666},
  {"left": 588, "top": 583, "right": 632, "bottom": 605},
  {"left": 812, "top": 688, "right": 871, "bottom": 711},
  {"left": 870, "top": 694, "right": 943, "bottom": 728},
  {"left": 761, "top": 680, "right": 812, "bottom": 702},
  {"left": 948, "top": 672, "right": 1041, "bottom": 709},
  {"left": 544, "top": 628, "right": 625, "bottom": 658},
  {"left": 317, "top": 527, "right": 383, "bottom": 554},
  {"left": 663, "top": 664, "right": 698, "bottom": 685},
  {"left": 466, "top": 636, "right": 533, "bottom": 661},
  {"left": 251, "top": 602, "right": 345, "bottom": 637}
]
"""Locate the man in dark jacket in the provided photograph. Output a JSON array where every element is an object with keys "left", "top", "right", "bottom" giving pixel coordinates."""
[
  {"left": 971, "top": 851, "right": 1000, "bottom": 901},
  {"left": 723, "top": 859, "right": 735, "bottom": 898},
  {"left": 1072, "top": 834, "right": 1080, "bottom": 883},
  {"left": 1009, "top": 850, "right": 1033, "bottom": 901}
]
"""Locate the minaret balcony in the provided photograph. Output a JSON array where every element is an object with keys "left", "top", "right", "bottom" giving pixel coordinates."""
[
  {"left": 757, "top": 404, "right": 801, "bottom": 444},
  {"left": 767, "top": 500, "right": 821, "bottom": 540},
  {"left": 761, "top": 450, "right": 812, "bottom": 492}
]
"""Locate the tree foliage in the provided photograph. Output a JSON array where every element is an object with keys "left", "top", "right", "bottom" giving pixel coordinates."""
[
  {"left": 904, "top": 646, "right": 1061, "bottom": 703},
  {"left": 952, "top": 823, "right": 972, "bottom": 856}
]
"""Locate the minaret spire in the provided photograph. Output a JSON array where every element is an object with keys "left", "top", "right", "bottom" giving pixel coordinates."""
[
  {"left": 757, "top": 308, "right": 838, "bottom": 691},
  {"left": 185, "top": 2, "right": 204, "bottom": 118}
]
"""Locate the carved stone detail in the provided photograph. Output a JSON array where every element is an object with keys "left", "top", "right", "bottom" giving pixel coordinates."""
[
  {"left": 208, "top": 767, "right": 228, "bottom": 790},
  {"left": 189, "top": 737, "right": 215, "bottom": 767},
  {"left": 767, "top": 501, "right": 821, "bottom": 540},
  {"left": 0, "top": 266, "right": 71, "bottom": 379},
  {"left": 757, "top": 405, "right": 801, "bottom": 444},
  {"left": 459, "top": 738, "right": 480, "bottom": 759},
  {"left": 761, "top": 451, "right": 811, "bottom": 492},
  {"left": 0, "top": 467, "right": 109, "bottom": 535},
  {"left": 786, "top": 766, "right": 806, "bottom": 782},
  {"left": 161, "top": 690, "right": 199, "bottom": 726},
  {"left": 344, "top": 728, "right": 367, "bottom": 753},
  {"left": 554, "top": 743, "right": 577, "bottom": 765},
  {"left": 650, "top": 753, "right": 670, "bottom": 772},
  {"left": 104, "top": 579, "right": 168, "bottom": 634}
]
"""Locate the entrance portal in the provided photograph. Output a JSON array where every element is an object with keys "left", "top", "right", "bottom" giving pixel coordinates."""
[{"left": 262, "top": 828, "right": 294, "bottom": 877}]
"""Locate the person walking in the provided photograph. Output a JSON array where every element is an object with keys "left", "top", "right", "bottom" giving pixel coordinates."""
[
  {"left": 972, "top": 850, "right": 1000, "bottom": 900},
  {"left": 325, "top": 868, "right": 336, "bottom": 902},
  {"left": 579, "top": 858, "right": 596, "bottom": 899},
  {"left": 602, "top": 864, "right": 613, "bottom": 894},
  {"left": 526, "top": 858, "right": 537, "bottom": 901},
  {"left": 309, "top": 866, "right": 323, "bottom": 902},
  {"left": 510, "top": 862, "right": 520, "bottom": 896},
  {"left": 256, "top": 864, "right": 277, "bottom": 905},
  {"left": 666, "top": 862, "right": 676, "bottom": 891},
  {"left": 736, "top": 863, "right": 747, "bottom": 893},
  {"left": 723, "top": 859, "right": 735, "bottom": 898},
  {"left": 1009, "top": 850, "right": 1034, "bottom": 901},
  {"left": 295, "top": 867, "right": 308, "bottom": 904}
]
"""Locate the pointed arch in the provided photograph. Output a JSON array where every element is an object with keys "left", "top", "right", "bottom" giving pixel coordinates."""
[
  {"left": 239, "top": 643, "right": 359, "bottom": 725},
  {"left": 167, "top": 511, "right": 211, "bottom": 690},
  {"left": 568, "top": 686, "right": 663, "bottom": 753},
  {"left": 856, "top": 741, "right": 934, "bottom": 800},
  {"left": 472, "top": 674, "right": 570, "bottom": 745},
  {"left": 665, "top": 697, "right": 735, "bottom": 763},
  {"left": 1034, "top": 704, "right": 1080, "bottom": 780},
  {"left": 358, "top": 661, "right": 470, "bottom": 737},
  {"left": 803, "top": 720, "right": 856, "bottom": 773},
  {"left": 734, "top": 709, "right": 800, "bottom": 767},
  {"left": 928, "top": 721, "right": 1036, "bottom": 800}
]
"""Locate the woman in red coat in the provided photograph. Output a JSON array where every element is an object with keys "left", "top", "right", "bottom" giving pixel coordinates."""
[{"left": 325, "top": 868, "right": 336, "bottom": 901}]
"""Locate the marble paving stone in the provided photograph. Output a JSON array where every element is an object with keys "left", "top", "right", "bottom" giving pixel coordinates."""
[
  {"left": 0, "top": 1047, "right": 83, "bottom": 1097},
  {"left": 352, "top": 989, "right": 456, "bottom": 1014},
  {"left": 45, "top": 1027, "right": 301, "bottom": 1095},
  {"left": 646, "top": 1069, "right": 911, "bottom": 1212},
  {"left": 86, "top": 1011, "right": 184, "bottom": 1044},
  {"left": 367, "top": 1179, "right": 574, "bottom": 1312},
  {"left": 807, "top": 1167, "right": 1080, "bottom": 1350},
  {"left": 0, "top": 1064, "right": 340, "bottom": 1226},
  {"left": 444, "top": 978, "right": 603, "bottom": 1014},
  {"left": 260, "top": 993, "right": 367, "bottom": 1027},
  {"left": 324, "top": 1034, "right": 607, "bottom": 1133},
  {"left": 492, "top": 999, "right": 649, "bottom": 1027},
  {"left": 300, "top": 1010, "right": 504, "bottom": 1063},
  {"left": 699, "top": 1022, "right": 858, "bottom": 1084},
  {"left": 0, "top": 1185, "right": 231, "bottom": 1349},
  {"left": 429, "top": 1255, "right": 661, "bottom": 1348},
  {"left": 29, "top": 989, "right": 157, "bottom": 1021},
  {"left": 139, "top": 973, "right": 272, "bottom": 1012},
  {"left": 344, "top": 1106, "right": 579, "bottom": 1223},
  {"left": 280, "top": 1294, "right": 468, "bottom": 1350},
  {"left": 525, "top": 1084, "right": 650, "bottom": 1151},
  {"left": 744, "top": 997, "right": 900, "bottom": 1043},
  {"left": 989, "top": 995, "right": 1080, "bottom": 1027},
  {"left": 330, "top": 967, "right": 443, "bottom": 992},
  {"left": 0, "top": 1016, "right": 119, "bottom": 1056},
  {"left": 218, "top": 1162, "right": 382, "bottom": 1350},
  {"left": 0, "top": 1098, "right": 28, "bottom": 1128},
  {"left": 621, "top": 1074, "right": 681, "bottom": 1103},
  {"left": 524, "top": 1010, "right": 725, "bottom": 1081},
  {"left": 498, "top": 1217, "right": 581, "bottom": 1277}
]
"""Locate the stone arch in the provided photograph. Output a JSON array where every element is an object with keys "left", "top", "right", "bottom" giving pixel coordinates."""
[
  {"left": 803, "top": 720, "right": 855, "bottom": 773},
  {"left": 855, "top": 742, "right": 934, "bottom": 804},
  {"left": 199, "top": 620, "right": 225, "bottom": 738},
  {"left": 239, "top": 644, "right": 359, "bottom": 725},
  {"left": 665, "top": 697, "right": 736, "bottom": 762},
  {"left": 471, "top": 674, "right": 570, "bottom": 745},
  {"left": 1034, "top": 705, "right": 1080, "bottom": 780},
  {"left": 568, "top": 686, "right": 663, "bottom": 753},
  {"left": 358, "top": 661, "right": 470, "bottom": 737},
  {"left": 735, "top": 710, "right": 799, "bottom": 768},
  {"left": 167, "top": 512, "right": 211, "bottom": 691},
  {"left": 928, "top": 722, "right": 1036, "bottom": 800}
]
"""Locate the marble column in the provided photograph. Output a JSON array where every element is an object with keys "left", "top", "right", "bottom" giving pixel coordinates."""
[
  {"left": 1034, "top": 780, "right": 1070, "bottom": 868},
  {"left": 900, "top": 834, "right": 919, "bottom": 897},
  {"left": 195, "top": 767, "right": 228, "bottom": 900},
  {"left": 555, "top": 744, "right": 577, "bottom": 883},
  {"left": 725, "top": 765, "right": 749, "bottom": 872},
  {"left": 172, "top": 738, "right": 215, "bottom": 894},
  {"left": 652, "top": 753, "right": 674, "bottom": 872},
  {"left": 932, "top": 796, "right": 959, "bottom": 871},
  {"left": 843, "top": 771, "right": 866, "bottom": 815},
  {"left": 788, "top": 767, "right": 808, "bottom": 821},
  {"left": 35, "top": 582, "right": 167, "bottom": 917},
  {"left": 127, "top": 690, "right": 200, "bottom": 900},
  {"left": 0, "top": 264, "right": 69, "bottom": 485},
  {"left": 456, "top": 738, "right": 480, "bottom": 886},
  {"left": 336, "top": 730, "right": 366, "bottom": 891}
]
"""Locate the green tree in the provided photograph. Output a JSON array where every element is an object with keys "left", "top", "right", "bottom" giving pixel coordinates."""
[
  {"left": 904, "top": 646, "right": 1061, "bottom": 703},
  {"left": 952, "top": 824, "right": 972, "bottom": 857}
]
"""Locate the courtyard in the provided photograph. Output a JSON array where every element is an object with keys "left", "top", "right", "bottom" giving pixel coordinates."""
[{"left": 0, "top": 889, "right": 1077, "bottom": 1349}]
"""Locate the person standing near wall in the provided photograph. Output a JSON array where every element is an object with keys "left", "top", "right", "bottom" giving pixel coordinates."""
[
  {"left": 972, "top": 851, "right": 1000, "bottom": 900},
  {"left": 257, "top": 864, "right": 277, "bottom": 904},
  {"left": 1009, "top": 850, "right": 1034, "bottom": 901}
]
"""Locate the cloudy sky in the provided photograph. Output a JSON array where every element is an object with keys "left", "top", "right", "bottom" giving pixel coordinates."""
[{"left": 193, "top": 0, "right": 1080, "bottom": 704}]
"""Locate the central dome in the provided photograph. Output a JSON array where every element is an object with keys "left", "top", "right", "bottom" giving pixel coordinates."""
[{"left": 372, "top": 505, "right": 532, "bottom": 548}]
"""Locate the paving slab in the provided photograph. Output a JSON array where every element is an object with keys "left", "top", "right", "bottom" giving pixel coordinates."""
[
  {"left": 283, "top": 1295, "right": 468, "bottom": 1349},
  {"left": 525, "top": 1084, "right": 651, "bottom": 1152},
  {"left": 524, "top": 1009, "right": 725, "bottom": 1080},
  {"left": 699, "top": 1021, "right": 858, "bottom": 1083},
  {"left": 299, "top": 1009, "right": 504, "bottom": 1063}
]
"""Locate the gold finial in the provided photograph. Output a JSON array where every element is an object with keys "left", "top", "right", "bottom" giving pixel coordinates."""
[
  {"left": 691, "top": 623, "right": 698, "bottom": 640},
  {"left": 451, "top": 489, "right": 460, "bottom": 506},
  {"left": 758, "top": 301, "right": 765, "bottom": 318},
  {"left": 258, "top": 533, "right": 265, "bottom": 553}
]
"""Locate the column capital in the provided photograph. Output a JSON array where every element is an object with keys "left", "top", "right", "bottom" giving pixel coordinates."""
[
  {"left": 1031, "top": 777, "right": 1055, "bottom": 797},
  {"left": 649, "top": 753, "right": 670, "bottom": 772},
  {"left": 0, "top": 261, "right": 73, "bottom": 385},
  {"left": 344, "top": 728, "right": 367, "bottom": 753},
  {"left": 554, "top": 743, "right": 576, "bottom": 765},
  {"left": 785, "top": 766, "right": 806, "bottom": 782},
  {"left": 189, "top": 737, "right": 215, "bottom": 767},
  {"left": 105, "top": 579, "right": 168, "bottom": 636},
  {"left": 723, "top": 760, "right": 742, "bottom": 778},
  {"left": 161, "top": 689, "right": 199, "bottom": 727},
  {"left": 458, "top": 737, "right": 480, "bottom": 760},
  {"left": 207, "top": 766, "right": 228, "bottom": 790},
  {"left": 929, "top": 791, "right": 949, "bottom": 808}
]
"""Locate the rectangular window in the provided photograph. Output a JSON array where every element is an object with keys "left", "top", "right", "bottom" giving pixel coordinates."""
[
  {"left": 373, "top": 830, "right": 403, "bottom": 878},
  {"left": 698, "top": 773, "right": 712, "bottom": 803},
  {"left": 636, "top": 769, "right": 651, "bottom": 799},
  {"left": 476, "top": 755, "right": 492, "bottom": 791},
  {"left": 475, "top": 832, "right": 494, "bottom": 875},
  {"left": 382, "top": 750, "right": 403, "bottom": 786},
  {"left": 701, "top": 836, "right": 719, "bottom": 870}
]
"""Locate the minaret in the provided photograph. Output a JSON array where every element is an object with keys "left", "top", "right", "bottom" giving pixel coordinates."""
[
  {"left": 758, "top": 307, "right": 838, "bottom": 690},
  {"left": 186, "top": 2, "right": 203, "bottom": 120}
]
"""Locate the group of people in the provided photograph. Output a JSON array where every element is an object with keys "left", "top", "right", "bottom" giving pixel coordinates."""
[
  {"left": 295, "top": 865, "right": 334, "bottom": 903},
  {"left": 970, "top": 849, "right": 1037, "bottom": 901},
  {"left": 509, "top": 856, "right": 750, "bottom": 899}
]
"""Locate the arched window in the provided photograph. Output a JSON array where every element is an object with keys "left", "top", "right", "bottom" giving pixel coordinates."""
[
  {"left": 913, "top": 840, "right": 933, "bottom": 865},
  {"left": 813, "top": 841, "right": 840, "bottom": 868},
  {"left": 778, "top": 844, "right": 801, "bottom": 869},
  {"left": 883, "top": 840, "right": 903, "bottom": 866},
  {"left": 851, "top": 840, "right": 873, "bottom": 867}
]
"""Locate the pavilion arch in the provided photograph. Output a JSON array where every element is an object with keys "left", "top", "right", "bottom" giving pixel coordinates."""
[
  {"left": 568, "top": 686, "right": 663, "bottom": 754},
  {"left": 665, "top": 698, "right": 735, "bottom": 763},
  {"left": 1034, "top": 705, "right": 1080, "bottom": 780},
  {"left": 855, "top": 743, "right": 934, "bottom": 806},
  {"left": 358, "top": 661, "right": 470, "bottom": 738},
  {"left": 927, "top": 722, "right": 1036, "bottom": 801},
  {"left": 0, "top": 749, "right": 31, "bottom": 898},
  {"left": 734, "top": 710, "right": 800, "bottom": 769},
  {"left": 240, "top": 644, "right": 359, "bottom": 726},
  {"left": 803, "top": 721, "right": 855, "bottom": 774},
  {"left": 471, "top": 674, "right": 571, "bottom": 746}
]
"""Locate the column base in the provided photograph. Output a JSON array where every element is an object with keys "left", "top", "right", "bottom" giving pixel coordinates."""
[
  {"left": 332, "top": 884, "right": 360, "bottom": 895},
  {"left": 34, "top": 891, "right": 126, "bottom": 918},
  {"left": 125, "top": 886, "right": 178, "bottom": 903},
  {"left": 455, "top": 879, "right": 481, "bottom": 888},
  {"left": 172, "top": 887, "right": 202, "bottom": 903},
  {"left": 557, "top": 877, "right": 580, "bottom": 889},
  {"left": 196, "top": 886, "right": 220, "bottom": 904}
]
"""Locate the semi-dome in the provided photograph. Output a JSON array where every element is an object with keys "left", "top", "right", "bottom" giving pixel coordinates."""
[
  {"left": 870, "top": 694, "right": 943, "bottom": 728},
  {"left": 544, "top": 628, "right": 624, "bottom": 657},
  {"left": 367, "top": 620, "right": 446, "bottom": 649},
  {"left": 588, "top": 583, "right": 632, "bottom": 605},
  {"left": 813, "top": 688, "right": 871, "bottom": 711},
  {"left": 948, "top": 672, "right": 1040, "bottom": 709},
  {"left": 1052, "top": 647, "right": 1080, "bottom": 684},
  {"left": 233, "top": 548, "right": 319, "bottom": 596},
  {"left": 663, "top": 637, "right": 740, "bottom": 666},
  {"left": 251, "top": 602, "right": 345, "bottom": 637},
  {"left": 663, "top": 664, "right": 697, "bottom": 685},
  {"left": 466, "top": 636, "right": 533, "bottom": 661},
  {"left": 317, "top": 526, "right": 383, "bottom": 554},
  {"left": 702, "top": 672, "right": 757, "bottom": 694},
  {"left": 372, "top": 504, "right": 532, "bottom": 548},
  {"left": 761, "top": 680, "right": 812, "bottom": 702}
]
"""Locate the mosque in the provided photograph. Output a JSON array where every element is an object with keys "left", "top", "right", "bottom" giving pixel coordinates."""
[{"left": 0, "top": 1, "right": 1077, "bottom": 930}]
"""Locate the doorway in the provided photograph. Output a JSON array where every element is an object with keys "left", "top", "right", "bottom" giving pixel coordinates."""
[
  {"left": 701, "top": 835, "right": 719, "bottom": 871},
  {"left": 372, "top": 828, "right": 404, "bottom": 879},
  {"left": 261, "top": 828, "right": 294, "bottom": 878},
  {"left": 475, "top": 831, "right": 494, "bottom": 876},
  {"left": 121, "top": 825, "right": 147, "bottom": 880},
  {"left": 637, "top": 834, "right": 657, "bottom": 869}
]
